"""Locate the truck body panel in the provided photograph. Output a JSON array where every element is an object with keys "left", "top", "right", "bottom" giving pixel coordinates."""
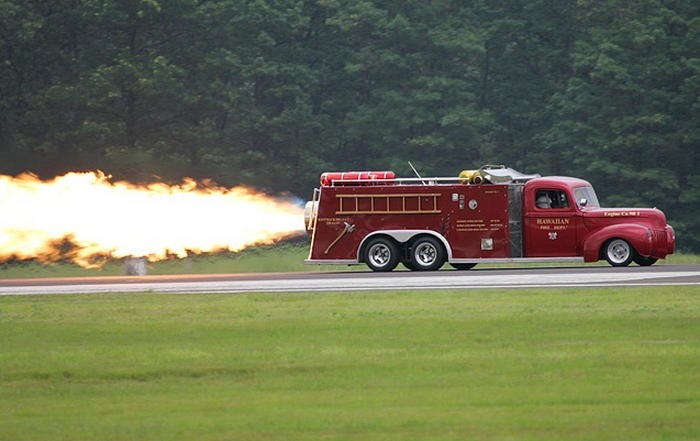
[{"left": 304, "top": 167, "right": 675, "bottom": 270}]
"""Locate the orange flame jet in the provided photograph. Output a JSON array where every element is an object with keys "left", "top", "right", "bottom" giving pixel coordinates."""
[{"left": 0, "top": 171, "right": 305, "bottom": 267}]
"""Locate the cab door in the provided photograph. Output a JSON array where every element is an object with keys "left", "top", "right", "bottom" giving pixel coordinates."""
[{"left": 524, "top": 188, "right": 579, "bottom": 257}]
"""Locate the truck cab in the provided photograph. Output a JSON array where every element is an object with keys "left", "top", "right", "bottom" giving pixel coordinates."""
[{"left": 523, "top": 177, "right": 675, "bottom": 266}]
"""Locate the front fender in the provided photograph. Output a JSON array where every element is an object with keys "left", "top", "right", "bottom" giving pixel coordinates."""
[{"left": 582, "top": 224, "right": 652, "bottom": 262}]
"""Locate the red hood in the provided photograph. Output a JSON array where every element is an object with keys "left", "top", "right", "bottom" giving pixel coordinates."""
[{"left": 582, "top": 207, "right": 668, "bottom": 230}]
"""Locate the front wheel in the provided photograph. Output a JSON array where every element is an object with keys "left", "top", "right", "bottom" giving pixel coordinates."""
[
  {"left": 364, "top": 237, "right": 400, "bottom": 272},
  {"left": 633, "top": 255, "right": 658, "bottom": 266},
  {"left": 409, "top": 236, "right": 446, "bottom": 271},
  {"left": 603, "top": 238, "right": 634, "bottom": 267}
]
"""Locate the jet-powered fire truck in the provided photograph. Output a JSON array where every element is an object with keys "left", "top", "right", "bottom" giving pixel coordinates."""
[{"left": 303, "top": 166, "right": 675, "bottom": 272}]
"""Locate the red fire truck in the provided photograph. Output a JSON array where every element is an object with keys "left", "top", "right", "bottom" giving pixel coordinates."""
[{"left": 303, "top": 166, "right": 675, "bottom": 271}]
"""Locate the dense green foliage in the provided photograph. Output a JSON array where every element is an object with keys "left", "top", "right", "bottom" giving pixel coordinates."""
[
  {"left": 1, "top": 1, "right": 699, "bottom": 250},
  {"left": 1, "top": 288, "right": 699, "bottom": 440}
]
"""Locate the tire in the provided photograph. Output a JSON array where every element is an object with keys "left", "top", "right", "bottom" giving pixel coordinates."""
[
  {"left": 402, "top": 261, "right": 419, "bottom": 271},
  {"left": 450, "top": 263, "right": 477, "bottom": 270},
  {"left": 633, "top": 255, "right": 658, "bottom": 266},
  {"left": 603, "top": 238, "right": 634, "bottom": 267},
  {"left": 364, "top": 237, "right": 400, "bottom": 272},
  {"left": 409, "top": 236, "right": 446, "bottom": 271}
]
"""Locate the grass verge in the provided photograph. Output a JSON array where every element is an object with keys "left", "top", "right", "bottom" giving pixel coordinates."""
[{"left": 1, "top": 287, "right": 699, "bottom": 440}]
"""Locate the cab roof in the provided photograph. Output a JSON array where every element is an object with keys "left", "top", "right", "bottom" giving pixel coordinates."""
[{"left": 525, "top": 176, "right": 593, "bottom": 189}]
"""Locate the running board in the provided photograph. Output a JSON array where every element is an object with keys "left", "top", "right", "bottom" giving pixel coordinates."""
[
  {"left": 449, "top": 257, "right": 584, "bottom": 264},
  {"left": 305, "top": 257, "right": 585, "bottom": 266}
]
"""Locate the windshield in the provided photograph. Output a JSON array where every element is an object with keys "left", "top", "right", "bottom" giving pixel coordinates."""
[{"left": 573, "top": 186, "right": 600, "bottom": 209}]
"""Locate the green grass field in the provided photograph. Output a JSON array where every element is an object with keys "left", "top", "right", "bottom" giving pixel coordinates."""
[{"left": 1, "top": 287, "right": 699, "bottom": 440}]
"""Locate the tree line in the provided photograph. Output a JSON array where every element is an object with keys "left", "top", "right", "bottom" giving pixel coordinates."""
[{"left": 1, "top": 0, "right": 699, "bottom": 251}]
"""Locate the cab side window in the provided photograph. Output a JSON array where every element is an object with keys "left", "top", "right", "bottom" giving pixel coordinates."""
[{"left": 535, "top": 190, "right": 569, "bottom": 209}]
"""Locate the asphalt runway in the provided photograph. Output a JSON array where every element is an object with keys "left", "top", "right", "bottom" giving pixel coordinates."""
[{"left": 1, "top": 265, "right": 700, "bottom": 295}]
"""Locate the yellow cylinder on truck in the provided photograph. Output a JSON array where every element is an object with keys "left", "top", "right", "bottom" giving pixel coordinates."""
[{"left": 458, "top": 170, "right": 484, "bottom": 184}]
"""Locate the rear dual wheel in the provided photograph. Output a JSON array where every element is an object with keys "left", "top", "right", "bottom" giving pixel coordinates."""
[
  {"left": 407, "top": 236, "right": 446, "bottom": 271},
  {"left": 366, "top": 235, "right": 446, "bottom": 272},
  {"left": 450, "top": 263, "right": 477, "bottom": 270},
  {"left": 364, "top": 237, "right": 400, "bottom": 272}
]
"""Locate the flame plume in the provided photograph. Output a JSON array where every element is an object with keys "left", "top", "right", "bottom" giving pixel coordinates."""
[{"left": 0, "top": 171, "right": 305, "bottom": 267}]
